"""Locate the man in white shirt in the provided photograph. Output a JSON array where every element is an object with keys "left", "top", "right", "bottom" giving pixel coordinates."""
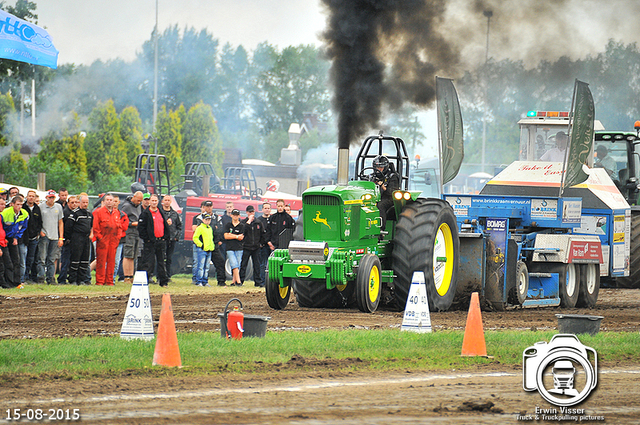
[{"left": 540, "top": 131, "right": 568, "bottom": 162}]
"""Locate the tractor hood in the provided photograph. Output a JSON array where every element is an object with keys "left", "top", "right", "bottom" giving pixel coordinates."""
[
  {"left": 303, "top": 180, "right": 378, "bottom": 203},
  {"left": 302, "top": 180, "right": 381, "bottom": 243},
  {"left": 481, "top": 161, "right": 629, "bottom": 211}
]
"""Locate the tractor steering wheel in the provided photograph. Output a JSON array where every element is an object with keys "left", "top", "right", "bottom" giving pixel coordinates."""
[{"left": 358, "top": 166, "right": 381, "bottom": 181}]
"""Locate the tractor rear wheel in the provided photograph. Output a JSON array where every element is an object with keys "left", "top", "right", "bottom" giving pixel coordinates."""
[
  {"left": 559, "top": 263, "right": 580, "bottom": 308},
  {"left": 576, "top": 264, "right": 600, "bottom": 308},
  {"left": 392, "top": 199, "right": 459, "bottom": 312},
  {"left": 293, "top": 279, "right": 352, "bottom": 309},
  {"left": 356, "top": 254, "right": 382, "bottom": 313},
  {"left": 615, "top": 210, "right": 640, "bottom": 288},
  {"left": 265, "top": 275, "right": 291, "bottom": 310}
]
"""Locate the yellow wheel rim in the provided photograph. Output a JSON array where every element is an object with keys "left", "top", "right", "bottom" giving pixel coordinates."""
[
  {"left": 279, "top": 284, "right": 289, "bottom": 299},
  {"left": 433, "top": 223, "right": 454, "bottom": 297},
  {"left": 368, "top": 265, "right": 380, "bottom": 303}
]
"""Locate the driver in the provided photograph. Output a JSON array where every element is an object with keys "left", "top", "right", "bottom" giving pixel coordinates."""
[{"left": 371, "top": 155, "right": 399, "bottom": 232}]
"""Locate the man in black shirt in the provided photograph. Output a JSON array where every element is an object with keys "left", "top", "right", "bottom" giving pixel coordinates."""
[
  {"left": 21, "top": 190, "right": 42, "bottom": 283},
  {"left": 161, "top": 194, "right": 181, "bottom": 278},
  {"left": 266, "top": 199, "right": 295, "bottom": 251},
  {"left": 66, "top": 195, "right": 93, "bottom": 285},
  {"left": 256, "top": 202, "right": 272, "bottom": 285},
  {"left": 371, "top": 155, "right": 399, "bottom": 232},
  {"left": 223, "top": 209, "right": 245, "bottom": 286},
  {"left": 240, "top": 205, "right": 265, "bottom": 287}
]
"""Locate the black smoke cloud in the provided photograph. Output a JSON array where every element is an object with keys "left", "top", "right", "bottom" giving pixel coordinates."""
[
  {"left": 322, "top": 0, "right": 459, "bottom": 149},
  {"left": 322, "top": 0, "right": 640, "bottom": 148}
]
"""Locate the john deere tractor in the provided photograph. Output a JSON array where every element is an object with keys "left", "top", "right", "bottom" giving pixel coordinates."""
[{"left": 265, "top": 133, "right": 460, "bottom": 313}]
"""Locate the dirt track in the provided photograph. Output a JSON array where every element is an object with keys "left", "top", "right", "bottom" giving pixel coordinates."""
[
  {"left": 0, "top": 288, "right": 638, "bottom": 339},
  {"left": 1, "top": 288, "right": 639, "bottom": 424}
]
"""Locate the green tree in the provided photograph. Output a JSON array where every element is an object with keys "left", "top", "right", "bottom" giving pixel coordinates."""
[
  {"left": 139, "top": 26, "right": 219, "bottom": 114},
  {"left": 181, "top": 102, "right": 223, "bottom": 173},
  {"left": 30, "top": 112, "right": 89, "bottom": 193},
  {"left": 0, "top": 92, "right": 17, "bottom": 146},
  {"left": 387, "top": 106, "right": 426, "bottom": 157},
  {"left": 252, "top": 44, "right": 331, "bottom": 135},
  {"left": 212, "top": 44, "right": 252, "bottom": 133},
  {"left": 119, "top": 106, "right": 143, "bottom": 175},
  {"left": 0, "top": 147, "right": 28, "bottom": 186},
  {"left": 154, "top": 105, "right": 183, "bottom": 183},
  {"left": 84, "top": 100, "right": 127, "bottom": 181},
  {"left": 262, "top": 130, "right": 288, "bottom": 164}
]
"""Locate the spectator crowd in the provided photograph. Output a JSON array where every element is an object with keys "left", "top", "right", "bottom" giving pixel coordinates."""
[{"left": 0, "top": 186, "right": 295, "bottom": 289}]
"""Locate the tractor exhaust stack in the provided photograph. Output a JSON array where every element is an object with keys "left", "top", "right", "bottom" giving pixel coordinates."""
[{"left": 337, "top": 148, "right": 349, "bottom": 186}]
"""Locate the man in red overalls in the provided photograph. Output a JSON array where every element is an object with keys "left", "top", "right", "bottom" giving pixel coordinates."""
[{"left": 92, "top": 193, "right": 122, "bottom": 285}]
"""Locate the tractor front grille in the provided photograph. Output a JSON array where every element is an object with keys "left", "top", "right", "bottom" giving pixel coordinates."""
[{"left": 304, "top": 195, "right": 339, "bottom": 206}]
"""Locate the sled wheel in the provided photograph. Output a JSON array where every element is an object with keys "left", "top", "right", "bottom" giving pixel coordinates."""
[
  {"left": 576, "top": 264, "right": 600, "bottom": 308},
  {"left": 512, "top": 260, "right": 529, "bottom": 306},
  {"left": 393, "top": 199, "right": 459, "bottom": 311},
  {"left": 559, "top": 263, "right": 580, "bottom": 308},
  {"left": 265, "top": 275, "right": 290, "bottom": 310},
  {"left": 356, "top": 254, "right": 381, "bottom": 313}
]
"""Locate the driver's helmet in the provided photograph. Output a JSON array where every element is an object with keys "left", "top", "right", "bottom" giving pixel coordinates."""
[
  {"left": 266, "top": 179, "right": 280, "bottom": 192},
  {"left": 130, "top": 182, "right": 146, "bottom": 193},
  {"left": 373, "top": 155, "right": 389, "bottom": 173}
]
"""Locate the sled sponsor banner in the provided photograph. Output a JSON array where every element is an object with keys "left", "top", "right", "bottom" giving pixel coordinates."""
[
  {"left": 401, "top": 272, "right": 432, "bottom": 333},
  {"left": 436, "top": 77, "right": 464, "bottom": 186},
  {"left": 531, "top": 199, "right": 558, "bottom": 220},
  {"left": 567, "top": 241, "right": 602, "bottom": 263},
  {"left": 561, "top": 199, "right": 582, "bottom": 224},
  {"left": 445, "top": 195, "right": 471, "bottom": 217},
  {"left": 562, "top": 80, "right": 594, "bottom": 193},
  {"left": 120, "top": 271, "right": 154, "bottom": 340}
]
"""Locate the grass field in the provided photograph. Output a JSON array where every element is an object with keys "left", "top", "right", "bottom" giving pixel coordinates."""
[
  {"left": 3, "top": 275, "right": 639, "bottom": 381},
  {"left": 1, "top": 330, "right": 638, "bottom": 380}
]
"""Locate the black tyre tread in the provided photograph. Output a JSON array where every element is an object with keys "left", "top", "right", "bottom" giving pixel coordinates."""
[
  {"left": 616, "top": 211, "right": 640, "bottom": 288},
  {"left": 559, "top": 264, "right": 580, "bottom": 308},
  {"left": 355, "top": 254, "right": 381, "bottom": 313},
  {"left": 392, "top": 198, "right": 459, "bottom": 312},
  {"left": 576, "top": 264, "right": 600, "bottom": 308},
  {"left": 508, "top": 261, "right": 529, "bottom": 306},
  {"left": 265, "top": 276, "right": 290, "bottom": 310},
  {"left": 292, "top": 279, "right": 349, "bottom": 309}
]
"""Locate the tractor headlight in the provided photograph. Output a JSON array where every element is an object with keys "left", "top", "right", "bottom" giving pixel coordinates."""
[
  {"left": 362, "top": 193, "right": 372, "bottom": 201},
  {"left": 403, "top": 192, "right": 411, "bottom": 200},
  {"left": 394, "top": 191, "right": 403, "bottom": 200}
]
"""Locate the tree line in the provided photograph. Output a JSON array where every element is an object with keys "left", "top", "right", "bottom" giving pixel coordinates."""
[{"left": 0, "top": 1, "right": 638, "bottom": 194}]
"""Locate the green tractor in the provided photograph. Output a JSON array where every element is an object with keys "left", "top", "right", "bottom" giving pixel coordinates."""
[{"left": 266, "top": 133, "right": 460, "bottom": 313}]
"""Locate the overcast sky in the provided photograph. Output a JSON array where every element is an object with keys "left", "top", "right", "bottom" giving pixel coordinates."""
[
  {"left": 37, "top": 0, "right": 327, "bottom": 66},
  {"left": 31, "top": 0, "right": 640, "bottom": 158}
]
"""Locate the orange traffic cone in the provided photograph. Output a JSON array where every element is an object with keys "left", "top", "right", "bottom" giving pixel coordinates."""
[
  {"left": 461, "top": 292, "right": 487, "bottom": 357},
  {"left": 152, "top": 293, "right": 182, "bottom": 367}
]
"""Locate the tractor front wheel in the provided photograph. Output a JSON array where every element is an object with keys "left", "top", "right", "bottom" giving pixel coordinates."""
[
  {"left": 265, "top": 275, "right": 291, "bottom": 310},
  {"left": 392, "top": 199, "right": 459, "bottom": 312},
  {"left": 356, "top": 254, "right": 382, "bottom": 313}
]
